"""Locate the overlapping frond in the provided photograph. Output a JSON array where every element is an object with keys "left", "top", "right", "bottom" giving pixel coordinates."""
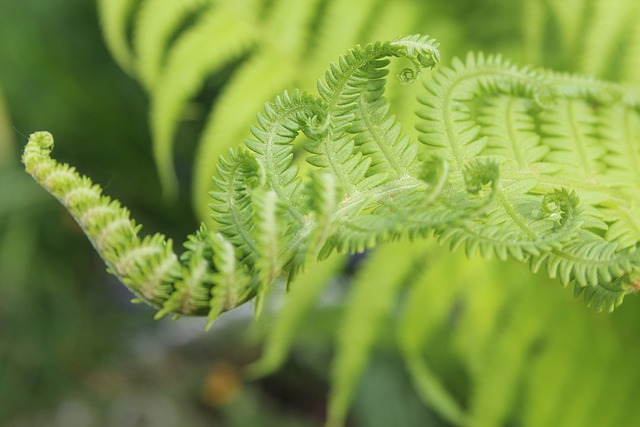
[
  {"left": 193, "top": 49, "right": 298, "bottom": 223},
  {"left": 98, "top": 0, "right": 437, "bottom": 211},
  {"left": 98, "top": 0, "right": 261, "bottom": 198},
  {"left": 418, "top": 52, "right": 640, "bottom": 311}
]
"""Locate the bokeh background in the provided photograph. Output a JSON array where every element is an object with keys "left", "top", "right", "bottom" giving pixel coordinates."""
[{"left": 3, "top": 1, "right": 640, "bottom": 426}]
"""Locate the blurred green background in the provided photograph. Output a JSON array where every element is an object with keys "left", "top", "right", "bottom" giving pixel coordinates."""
[{"left": 3, "top": 1, "right": 640, "bottom": 427}]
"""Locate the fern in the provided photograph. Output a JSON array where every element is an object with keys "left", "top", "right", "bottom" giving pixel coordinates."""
[{"left": 22, "top": 33, "right": 640, "bottom": 425}]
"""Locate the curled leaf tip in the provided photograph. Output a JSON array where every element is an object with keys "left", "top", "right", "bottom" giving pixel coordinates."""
[
  {"left": 30, "top": 131, "right": 54, "bottom": 149},
  {"left": 398, "top": 67, "right": 418, "bottom": 84}
]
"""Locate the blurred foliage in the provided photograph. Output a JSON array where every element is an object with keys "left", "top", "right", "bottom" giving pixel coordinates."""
[{"left": 5, "top": 0, "right": 640, "bottom": 426}]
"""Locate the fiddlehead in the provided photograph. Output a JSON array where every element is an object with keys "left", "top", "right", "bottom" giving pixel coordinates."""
[{"left": 23, "top": 132, "right": 255, "bottom": 324}]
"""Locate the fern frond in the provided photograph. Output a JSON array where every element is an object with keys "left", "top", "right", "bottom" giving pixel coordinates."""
[
  {"left": 209, "top": 148, "right": 262, "bottom": 261},
  {"left": 438, "top": 185, "right": 582, "bottom": 262},
  {"left": 207, "top": 232, "right": 253, "bottom": 327},
  {"left": 478, "top": 95, "right": 548, "bottom": 171},
  {"left": 577, "top": 0, "right": 634, "bottom": 78},
  {"left": 349, "top": 64, "right": 418, "bottom": 177},
  {"left": 248, "top": 252, "right": 345, "bottom": 377},
  {"left": 327, "top": 240, "right": 420, "bottom": 427},
  {"left": 132, "top": 0, "right": 210, "bottom": 89},
  {"left": 620, "top": 1, "right": 640, "bottom": 86},
  {"left": 539, "top": 97, "right": 606, "bottom": 179},
  {"left": 97, "top": 0, "right": 138, "bottom": 74},
  {"left": 417, "top": 53, "right": 552, "bottom": 172},
  {"left": 149, "top": 6, "right": 256, "bottom": 197},
  {"left": 250, "top": 189, "right": 285, "bottom": 316},
  {"left": 417, "top": 51, "right": 640, "bottom": 311}
]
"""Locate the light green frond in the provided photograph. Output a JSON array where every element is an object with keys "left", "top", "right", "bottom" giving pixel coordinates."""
[
  {"left": 150, "top": 6, "right": 256, "bottom": 197},
  {"left": 209, "top": 148, "right": 261, "bottom": 261},
  {"left": 248, "top": 252, "right": 345, "bottom": 377},
  {"left": 29, "top": 33, "right": 640, "bottom": 320},
  {"left": 327, "top": 239, "right": 420, "bottom": 427},
  {"left": 97, "top": 0, "right": 138, "bottom": 74},
  {"left": 417, "top": 53, "right": 551, "bottom": 171},
  {"left": 539, "top": 98, "right": 606, "bottom": 179},
  {"left": 208, "top": 232, "right": 253, "bottom": 327},
  {"left": 578, "top": 0, "right": 634, "bottom": 78},
  {"left": 309, "top": 35, "right": 438, "bottom": 192},
  {"left": 31, "top": 32, "right": 640, "bottom": 325},
  {"left": 133, "top": 0, "right": 211, "bottom": 89},
  {"left": 349, "top": 65, "right": 419, "bottom": 177},
  {"left": 305, "top": 172, "right": 343, "bottom": 260},
  {"left": 546, "top": 0, "right": 588, "bottom": 54},
  {"left": 398, "top": 243, "right": 472, "bottom": 426},
  {"left": 438, "top": 185, "right": 582, "bottom": 262},
  {"left": 246, "top": 91, "right": 323, "bottom": 205},
  {"left": 598, "top": 103, "right": 640, "bottom": 188},
  {"left": 478, "top": 95, "right": 548, "bottom": 170},
  {"left": 620, "top": 2, "right": 640, "bottom": 86},
  {"left": 573, "top": 274, "right": 628, "bottom": 312},
  {"left": 417, "top": 52, "right": 640, "bottom": 310}
]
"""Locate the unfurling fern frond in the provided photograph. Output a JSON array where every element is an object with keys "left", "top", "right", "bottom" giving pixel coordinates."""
[
  {"left": 23, "top": 36, "right": 446, "bottom": 318},
  {"left": 23, "top": 34, "right": 640, "bottom": 426}
]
